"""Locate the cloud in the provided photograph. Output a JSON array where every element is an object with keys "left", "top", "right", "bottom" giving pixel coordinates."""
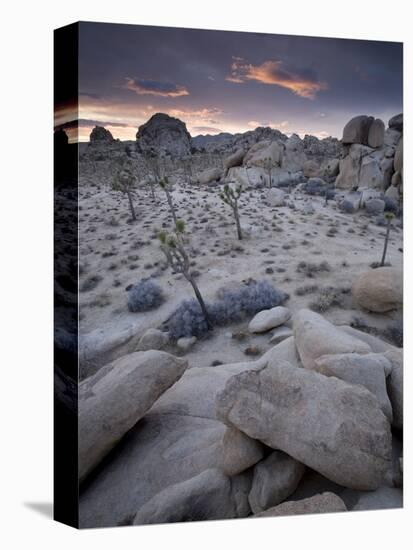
[
  {"left": 123, "top": 77, "right": 189, "bottom": 97},
  {"left": 168, "top": 107, "right": 223, "bottom": 123},
  {"left": 192, "top": 126, "right": 223, "bottom": 134},
  {"left": 226, "top": 57, "right": 328, "bottom": 99},
  {"left": 247, "top": 120, "right": 290, "bottom": 131}
]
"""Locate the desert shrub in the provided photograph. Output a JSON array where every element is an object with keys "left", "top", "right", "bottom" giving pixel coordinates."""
[
  {"left": 296, "top": 260, "right": 331, "bottom": 278},
  {"left": 309, "top": 287, "right": 344, "bottom": 313},
  {"left": 339, "top": 200, "right": 357, "bottom": 214},
  {"left": 167, "top": 299, "right": 210, "bottom": 339},
  {"left": 325, "top": 188, "right": 336, "bottom": 201},
  {"left": 295, "top": 284, "right": 319, "bottom": 296},
  {"left": 211, "top": 280, "right": 289, "bottom": 325},
  {"left": 302, "top": 180, "right": 324, "bottom": 195},
  {"left": 127, "top": 279, "right": 165, "bottom": 312},
  {"left": 167, "top": 280, "right": 288, "bottom": 339}
]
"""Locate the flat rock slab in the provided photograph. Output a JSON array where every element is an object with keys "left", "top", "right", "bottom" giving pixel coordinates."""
[
  {"left": 79, "top": 350, "right": 187, "bottom": 482},
  {"left": 254, "top": 492, "right": 347, "bottom": 517},
  {"left": 215, "top": 361, "right": 392, "bottom": 490}
]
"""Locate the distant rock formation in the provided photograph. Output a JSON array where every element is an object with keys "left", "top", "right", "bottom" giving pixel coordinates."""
[
  {"left": 136, "top": 113, "right": 191, "bottom": 157},
  {"left": 335, "top": 114, "right": 402, "bottom": 193},
  {"left": 90, "top": 125, "right": 114, "bottom": 143},
  {"left": 342, "top": 115, "right": 384, "bottom": 149}
]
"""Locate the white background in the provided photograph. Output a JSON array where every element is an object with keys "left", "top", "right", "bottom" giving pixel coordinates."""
[{"left": 0, "top": 0, "right": 411, "bottom": 547}]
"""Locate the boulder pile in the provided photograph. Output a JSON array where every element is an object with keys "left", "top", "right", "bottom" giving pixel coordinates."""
[
  {"left": 335, "top": 114, "right": 403, "bottom": 198},
  {"left": 79, "top": 307, "right": 402, "bottom": 527}
]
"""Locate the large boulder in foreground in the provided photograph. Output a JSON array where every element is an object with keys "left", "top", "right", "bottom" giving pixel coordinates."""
[
  {"left": 293, "top": 309, "right": 371, "bottom": 369},
  {"left": 352, "top": 268, "right": 403, "bottom": 313},
  {"left": 80, "top": 361, "right": 265, "bottom": 528},
  {"left": 249, "top": 451, "right": 305, "bottom": 514},
  {"left": 254, "top": 492, "right": 347, "bottom": 517},
  {"left": 78, "top": 350, "right": 187, "bottom": 482},
  {"left": 215, "top": 361, "right": 392, "bottom": 489},
  {"left": 133, "top": 468, "right": 251, "bottom": 525}
]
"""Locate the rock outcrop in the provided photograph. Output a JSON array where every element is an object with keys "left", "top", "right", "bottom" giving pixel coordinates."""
[
  {"left": 335, "top": 114, "right": 402, "bottom": 192},
  {"left": 89, "top": 125, "right": 114, "bottom": 143},
  {"left": 136, "top": 113, "right": 191, "bottom": 157}
]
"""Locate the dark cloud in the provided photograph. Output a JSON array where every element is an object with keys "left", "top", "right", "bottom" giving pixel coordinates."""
[{"left": 122, "top": 77, "right": 189, "bottom": 97}]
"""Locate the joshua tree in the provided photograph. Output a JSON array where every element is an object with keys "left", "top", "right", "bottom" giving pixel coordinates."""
[
  {"left": 219, "top": 183, "right": 243, "bottom": 240},
  {"left": 158, "top": 176, "right": 179, "bottom": 227},
  {"left": 380, "top": 212, "right": 394, "bottom": 267},
  {"left": 112, "top": 163, "right": 137, "bottom": 221},
  {"left": 158, "top": 220, "right": 212, "bottom": 330}
]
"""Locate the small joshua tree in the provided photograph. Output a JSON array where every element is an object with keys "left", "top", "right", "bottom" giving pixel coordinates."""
[
  {"left": 158, "top": 177, "right": 179, "bottom": 227},
  {"left": 112, "top": 163, "right": 137, "bottom": 221},
  {"left": 380, "top": 212, "right": 394, "bottom": 267},
  {"left": 219, "top": 184, "right": 243, "bottom": 240},
  {"left": 158, "top": 220, "right": 212, "bottom": 330}
]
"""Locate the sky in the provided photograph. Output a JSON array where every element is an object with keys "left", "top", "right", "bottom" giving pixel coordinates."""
[{"left": 55, "top": 22, "right": 403, "bottom": 142}]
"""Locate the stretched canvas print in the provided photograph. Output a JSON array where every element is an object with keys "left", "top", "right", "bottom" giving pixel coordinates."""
[{"left": 54, "top": 21, "right": 403, "bottom": 529}]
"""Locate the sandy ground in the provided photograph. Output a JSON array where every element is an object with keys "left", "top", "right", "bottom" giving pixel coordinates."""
[{"left": 78, "top": 178, "right": 403, "bottom": 376}]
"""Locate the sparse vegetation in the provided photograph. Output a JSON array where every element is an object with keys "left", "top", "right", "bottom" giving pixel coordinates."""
[
  {"left": 166, "top": 280, "right": 288, "bottom": 339},
  {"left": 296, "top": 260, "right": 331, "bottom": 278}
]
